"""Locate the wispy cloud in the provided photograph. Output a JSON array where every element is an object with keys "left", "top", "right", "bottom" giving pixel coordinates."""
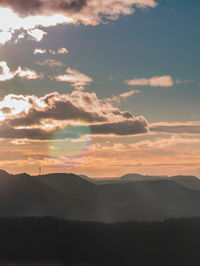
[
  {"left": 130, "top": 135, "right": 200, "bottom": 148},
  {"left": 36, "top": 59, "right": 64, "bottom": 67},
  {"left": 150, "top": 122, "right": 200, "bottom": 135},
  {"left": 126, "top": 75, "right": 174, "bottom": 87},
  {"left": 105, "top": 90, "right": 140, "bottom": 105},
  {"left": 54, "top": 67, "right": 93, "bottom": 91}
]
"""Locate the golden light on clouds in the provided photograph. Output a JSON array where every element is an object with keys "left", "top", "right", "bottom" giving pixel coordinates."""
[{"left": 0, "top": 7, "right": 72, "bottom": 44}]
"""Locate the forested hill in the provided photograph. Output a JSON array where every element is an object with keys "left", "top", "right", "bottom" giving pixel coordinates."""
[{"left": 0, "top": 216, "right": 200, "bottom": 265}]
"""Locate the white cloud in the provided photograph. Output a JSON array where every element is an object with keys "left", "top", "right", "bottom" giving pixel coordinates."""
[
  {"left": 126, "top": 75, "right": 174, "bottom": 87},
  {"left": 0, "top": 31, "right": 12, "bottom": 45},
  {"left": 0, "top": 61, "right": 14, "bottom": 81},
  {"left": 0, "top": 61, "right": 42, "bottom": 81},
  {"left": 27, "top": 29, "right": 47, "bottom": 42},
  {"left": 34, "top": 48, "right": 47, "bottom": 55}
]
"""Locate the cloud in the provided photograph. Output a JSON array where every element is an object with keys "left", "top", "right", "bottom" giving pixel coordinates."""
[
  {"left": 34, "top": 48, "right": 47, "bottom": 54},
  {"left": 0, "top": 1, "right": 157, "bottom": 20},
  {"left": 49, "top": 48, "right": 69, "bottom": 55},
  {"left": 34, "top": 48, "right": 69, "bottom": 55},
  {"left": 150, "top": 122, "right": 200, "bottom": 135},
  {"left": 0, "top": 31, "right": 12, "bottom": 45},
  {"left": 0, "top": 61, "right": 14, "bottom": 81},
  {"left": 0, "top": 1, "right": 157, "bottom": 44},
  {"left": 0, "top": 61, "right": 42, "bottom": 81},
  {"left": 36, "top": 59, "right": 64, "bottom": 67},
  {"left": 57, "top": 47, "right": 69, "bottom": 54},
  {"left": 27, "top": 28, "right": 47, "bottom": 41},
  {"left": 126, "top": 75, "right": 174, "bottom": 87},
  {"left": 15, "top": 66, "right": 42, "bottom": 80},
  {"left": 0, "top": 91, "right": 149, "bottom": 139},
  {"left": 104, "top": 90, "right": 140, "bottom": 105},
  {"left": 130, "top": 135, "right": 200, "bottom": 148},
  {"left": 90, "top": 118, "right": 148, "bottom": 136},
  {"left": 119, "top": 90, "right": 139, "bottom": 98},
  {"left": 54, "top": 67, "right": 93, "bottom": 90}
]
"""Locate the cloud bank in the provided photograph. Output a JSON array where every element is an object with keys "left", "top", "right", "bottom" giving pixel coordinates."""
[
  {"left": 0, "top": 0, "right": 158, "bottom": 45},
  {"left": 0, "top": 91, "right": 149, "bottom": 140},
  {"left": 151, "top": 122, "right": 200, "bottom": 135}
]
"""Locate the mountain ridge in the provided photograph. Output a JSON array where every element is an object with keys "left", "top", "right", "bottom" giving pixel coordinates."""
[{"left": 0, "top": 170, "right": 200, "bottom": 222}]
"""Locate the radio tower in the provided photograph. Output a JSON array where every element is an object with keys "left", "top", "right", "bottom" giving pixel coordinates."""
[{"left": 39, "top": 166, "right": 41, "bottom": 176}]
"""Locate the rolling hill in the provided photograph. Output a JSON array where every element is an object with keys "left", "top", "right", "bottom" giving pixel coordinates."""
[{"left": 0, "top": 170, "right": 200, "bottom": 222}]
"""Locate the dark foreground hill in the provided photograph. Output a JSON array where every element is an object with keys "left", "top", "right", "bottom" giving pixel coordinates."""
[
  {"left": 0, "top": 216, "right": 200, "bottom": 266},
  {"left": 1, "top": 170, "right": 200, "bottom": 221}
]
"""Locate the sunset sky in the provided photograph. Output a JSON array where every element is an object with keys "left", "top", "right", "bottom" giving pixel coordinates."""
[{"left": 0, "top": 0, "right": 199, "bottom": 177}]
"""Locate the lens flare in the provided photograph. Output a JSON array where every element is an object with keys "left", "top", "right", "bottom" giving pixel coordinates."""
[{"left": 48, "top": 124, "right": 92, "bottom": 172}]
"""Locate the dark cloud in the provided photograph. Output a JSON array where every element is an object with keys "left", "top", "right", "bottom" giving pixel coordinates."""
[
  {"left": 0, "top": 117, "right": 149, "bottom": 140},
  {"left": 0, "top": 0, "right": 87, "bottom": 16},
  {"left": 0, "top": 107, "right": 12, "bottom": 114},
  {"left": 150, "top": 124, "right": 200, "bottom": 134},
  {"left": 9, "top": 100, "right": 106, "bottom": 127},
  {"left": 0, "top": 92, "right": 149, "bottom": 140},
  {"left": 7, "top": 92, "right": 134, "bottom": 127},
  {"left": 0, "top": 123, "right": 51, "bottom": 140},
  {"left": 91, "top": 118, "right": 149, "bottom": 136}
]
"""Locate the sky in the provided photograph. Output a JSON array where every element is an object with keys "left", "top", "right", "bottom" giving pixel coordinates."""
[{"left": 0, "top": 0, "right": 199, "bottom": 177}]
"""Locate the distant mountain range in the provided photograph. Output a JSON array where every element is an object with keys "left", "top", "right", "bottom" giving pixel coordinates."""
[{"left": 0, "top": 170, "right": 200, "bottom": 222}]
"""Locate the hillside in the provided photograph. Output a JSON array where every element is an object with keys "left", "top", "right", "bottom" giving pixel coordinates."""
[{"left": 0, "top": 170, "right": 200, "bottom": 222}]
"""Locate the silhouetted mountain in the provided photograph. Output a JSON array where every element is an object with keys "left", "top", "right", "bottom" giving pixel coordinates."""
[
  {"left": 79, "top": 174, "right": 92, "bottom": 181},
  {"left": 0, "top": 170, "right": 200, "bottom": 222},
  {"left": 0, "top": 171, "right": 59, "bottom": 216},
  {"left": 121, "top": 173, "right": 168, "bottom": 182},
  {"left": 36, "top": 173, "right": 98, "bottom": 220},
  {"left": 95, "top": 180, "right": 200, "bottom": 221},
  {"left": 0, "top": 169, "right": 9, "bottom": 176},
  {"left": 170, "top": 175, "right": 200, "bottom": 191}
]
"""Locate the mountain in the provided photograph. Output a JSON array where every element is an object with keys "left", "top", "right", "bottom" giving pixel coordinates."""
[
  {"left": 0, "top": 170, "right": 200, "bottom": 222},
  {"left": 94, "top": 179, "right": 200, "bottom": 222},
  {"left": 170, "top": 175, "right": 200, "bottom": 191},
  {"left": 36, "top": 173, "right": 98, "bottom": 220},
  {"left": 121, "top": 173, "right": 168, "bottom": 182},
  {"left": 0, "top": 171, "right": 59, "bottom": 216}
]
